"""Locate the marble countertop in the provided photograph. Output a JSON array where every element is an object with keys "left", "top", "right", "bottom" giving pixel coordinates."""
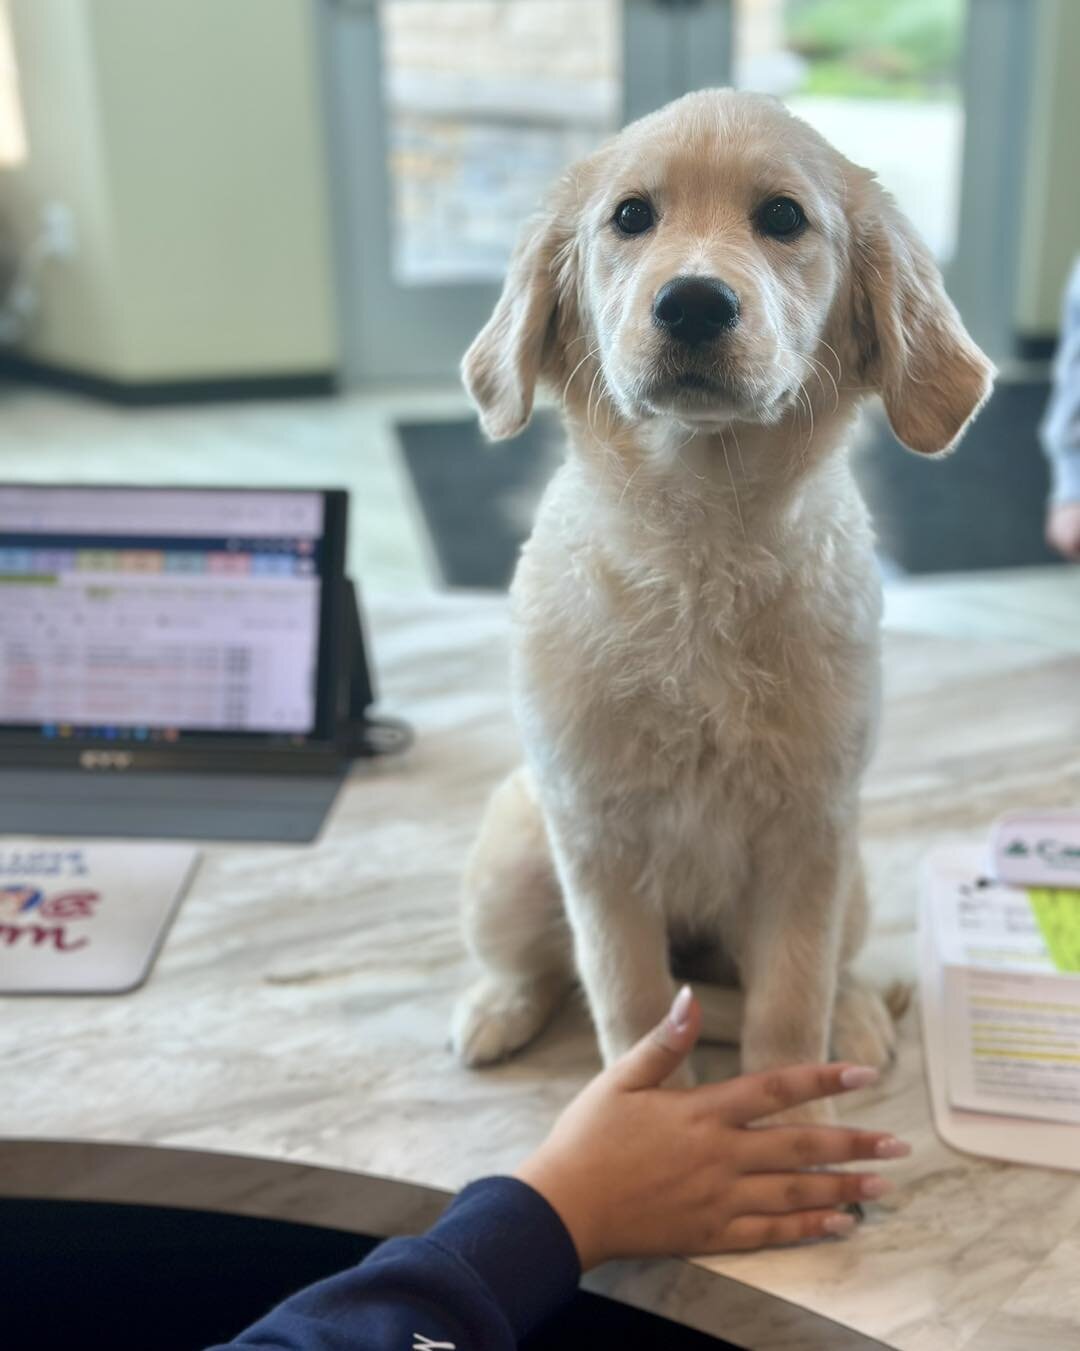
[{"left": 3, "top": 572, "right": 1080, "bottom": 1351}]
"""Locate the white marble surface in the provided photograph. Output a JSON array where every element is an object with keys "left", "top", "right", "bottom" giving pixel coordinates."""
[{"left": 2, "top": 574, "right": 1080, "bottom": 1351}]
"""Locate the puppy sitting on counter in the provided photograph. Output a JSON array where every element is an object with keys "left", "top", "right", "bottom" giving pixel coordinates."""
[{"left": 452, "top": 89, "right": 992, "bottom": 1119}]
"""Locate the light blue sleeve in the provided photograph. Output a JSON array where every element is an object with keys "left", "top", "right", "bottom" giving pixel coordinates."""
[{"left": 1041, "top": 257, "right": 1080, "bottom": 504}]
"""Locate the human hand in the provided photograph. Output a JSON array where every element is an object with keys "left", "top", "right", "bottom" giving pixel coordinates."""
[
  {"left": 515, "top": 987, "right": 910, "bottom": 1269},
  {"left": 1047, "top": 501, "right": 1080, "bottom": 560}
]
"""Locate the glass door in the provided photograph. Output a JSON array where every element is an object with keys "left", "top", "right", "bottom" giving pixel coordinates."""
[
  {"left": 320, "top": 0, "right": 733, "bottom": 385},
  {"left": 731, "top": 0, "right": 969, "bottom": 266}
]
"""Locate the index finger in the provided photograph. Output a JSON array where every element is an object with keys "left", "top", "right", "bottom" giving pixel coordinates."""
[{"left": 704, "top": 1063, "right": 879, "bottom": 1125}]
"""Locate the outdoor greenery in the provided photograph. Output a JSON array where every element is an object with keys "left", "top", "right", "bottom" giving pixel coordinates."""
[{"left": 786, "top": 0, "right": 966, "bottom": 100}]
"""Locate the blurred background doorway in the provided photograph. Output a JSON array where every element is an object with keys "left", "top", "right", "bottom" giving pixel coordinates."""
[{"left": 326, "top": 0, "right": 983, "bottom": 387}]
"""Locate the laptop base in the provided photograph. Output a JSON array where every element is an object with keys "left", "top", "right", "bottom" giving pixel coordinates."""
[{"left": 0, "top": 769, "right": 346, "bottom": 844}]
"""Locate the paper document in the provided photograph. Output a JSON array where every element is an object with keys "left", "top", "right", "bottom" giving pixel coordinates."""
[{"left": 925, "top": 849, "right": 1080, "bottom": 1127}]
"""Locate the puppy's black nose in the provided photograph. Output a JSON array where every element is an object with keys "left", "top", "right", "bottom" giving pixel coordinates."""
[{"left": 653, "top": 276, "right": 740, "bottom": 346}]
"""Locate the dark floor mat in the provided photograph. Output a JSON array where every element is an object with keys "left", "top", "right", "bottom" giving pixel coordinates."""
[
  {"left": 399, "top": 379, "right": 1063, "bottom": 588},
  {"left": 853, "top": 377, "right": 1064, "bottom": 573},
  {"left": 398, "top": 411, "right": 562, "bottom": 587},
  {"left": 0, "top": 1198, "right": 741, "bottom": 1351}
]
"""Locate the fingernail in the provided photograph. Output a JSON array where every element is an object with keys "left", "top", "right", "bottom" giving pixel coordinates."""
[
  {"left": 874, "top": 1137, "right": 912, "bottom": 1159},
  {"left": 860, "top": 1176, "right": 893, "bottom": 1200},
  {"left": 839, "top": 1066, "right": 879, "bottom": 1090},
  {"left": 823, "top": 1212, "right": 857, "bottom": 1237},
  {"left": 668, "top": 985, "right": 693, "bottom": 1032}
]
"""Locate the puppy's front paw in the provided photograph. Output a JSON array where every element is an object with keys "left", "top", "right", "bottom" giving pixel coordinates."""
[
  {"left": 831, "top": 980, "right": 901, "bottom": 1072},
  {"left": 451, "top": 976, "right": 558, "bottom": 1067}
]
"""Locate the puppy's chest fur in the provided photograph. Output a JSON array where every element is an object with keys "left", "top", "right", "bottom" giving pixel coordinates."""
[{"left": 513, "top": 481, "right": 880, "bottom": 810}]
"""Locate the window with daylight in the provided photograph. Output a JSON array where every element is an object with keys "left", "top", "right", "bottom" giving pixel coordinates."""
[{"left": 0, "top": 0, "right": 26, "bottom": 167}]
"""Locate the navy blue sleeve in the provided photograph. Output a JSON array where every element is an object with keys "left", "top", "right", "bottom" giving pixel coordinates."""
[{"left": 207, "top": 1176, "right": 582, "bottom": 1351}]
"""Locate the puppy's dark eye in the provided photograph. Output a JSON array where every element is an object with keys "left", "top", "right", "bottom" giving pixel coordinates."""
[
  {"left": 613, "top": 197, "right": 654, "bottom": 236},
  {"left": 757, "top": 196, "right": 805, "bottom": 239}
]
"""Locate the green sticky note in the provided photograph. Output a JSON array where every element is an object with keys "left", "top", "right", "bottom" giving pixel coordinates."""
[{"left": 1028, "top": 888, "right": 1080, "bottom": 972}]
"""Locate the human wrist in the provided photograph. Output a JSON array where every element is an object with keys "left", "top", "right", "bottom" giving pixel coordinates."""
[{"left": 514, "top": 1153, "right": 606, "bottom": 1271}]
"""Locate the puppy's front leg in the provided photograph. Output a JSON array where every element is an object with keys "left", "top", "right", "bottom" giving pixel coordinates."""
[
  {"left": 738, "top": 819, "right": 848, "bottom": 1122},
  {"left": 546, "top": 816, "right": 685, "bottom": 1081}
]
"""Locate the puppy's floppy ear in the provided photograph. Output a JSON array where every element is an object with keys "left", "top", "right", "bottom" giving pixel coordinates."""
[
  {"left": 850, "top": 184, "right": 994, "bottom": 455},
  {"left": 462, "top": 208, "right": 574, "bottom": 441}
]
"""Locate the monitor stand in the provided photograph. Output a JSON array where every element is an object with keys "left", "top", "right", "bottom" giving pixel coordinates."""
[{"left": 0, "top": 580, "right": 376, "bottom": 844}]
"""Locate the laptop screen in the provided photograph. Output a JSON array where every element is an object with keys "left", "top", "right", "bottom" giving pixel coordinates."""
[{"left": 0, "top": 485, "right": 346, "bottom": 748}]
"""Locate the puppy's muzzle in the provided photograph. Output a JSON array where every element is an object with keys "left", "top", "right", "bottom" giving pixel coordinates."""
[{"left": 653, "top": 275, "right": 740, "bottom": 348}]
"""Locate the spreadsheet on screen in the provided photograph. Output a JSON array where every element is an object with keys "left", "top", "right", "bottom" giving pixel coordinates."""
[{"left": 0, "top": 487, "right": 326, "bottom": 738}]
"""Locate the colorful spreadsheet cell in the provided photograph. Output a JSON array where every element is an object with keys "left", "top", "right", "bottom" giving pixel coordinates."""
[
  {"left": 3, "top": 550, "right": 33, "bottom": 573},
  {"left": 37, "top": 551, "right": 74, "bottom": 572}
]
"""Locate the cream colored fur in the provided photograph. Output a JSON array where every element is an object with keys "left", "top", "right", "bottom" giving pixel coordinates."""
[{"left": 451, "top": 91, "right": 991, "bottom": 1114}]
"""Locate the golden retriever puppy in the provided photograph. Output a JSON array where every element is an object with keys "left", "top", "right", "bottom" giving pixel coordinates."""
[{"left": 451, "top": 90, "right": 992, "bottom": 1113}]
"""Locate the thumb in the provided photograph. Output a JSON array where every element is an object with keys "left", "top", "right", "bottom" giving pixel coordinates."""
[{"left": 610, "top": 986, "right": 700, "bottom": 1091}]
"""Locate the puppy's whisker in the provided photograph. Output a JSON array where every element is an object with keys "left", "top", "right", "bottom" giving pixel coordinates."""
[
  {"left": 729, "top": 424, "right": 747, "bottom": 480},
  {"left": 562, "top": 345, "right": 601, "bottom": 405},
  {"left": 675, "top": 423, "right": 701, "bottom": 458},
  {"left": 795, "top": 378, "right": 814, "bottom": 469},
  {"left": 785, "top": 379, "right": 810, "bottom": 478},
  {"left": 616, "top": 453, "right": 650, "bottom": 513},
  {"left": 777, "top": 346, "right": 838, "bottom": 415},
  {"left": 676, "top": 458, "right": 705, "bottom": 489},
  {"left": 818, "top": 338, "right": 845, "bottom": 386},
  {"left": 801, "top": 353, "right": 840, "bottom": 411},
  {"left": 804, "top": 351, "right": 841, "bottom": 413},
  {"left": 718, "top": 430, "right": 746, "bottom": 542},
  {"left": 586, "top": 363, "right": 606, "bottom": 437}
]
